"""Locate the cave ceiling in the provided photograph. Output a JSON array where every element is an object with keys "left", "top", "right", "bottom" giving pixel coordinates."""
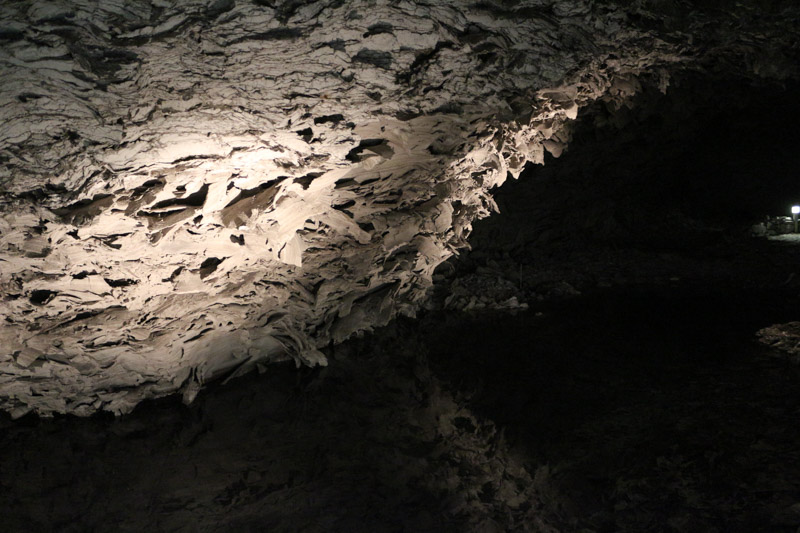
[{"left": 0, "top": 0, "right": 797, "bottom": 416}]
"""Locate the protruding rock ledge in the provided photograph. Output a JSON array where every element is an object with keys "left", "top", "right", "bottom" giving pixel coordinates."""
[{"left": 0, "top": 0, "right": 797, "bottom": 416}]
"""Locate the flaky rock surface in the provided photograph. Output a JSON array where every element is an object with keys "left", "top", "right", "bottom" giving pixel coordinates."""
[{"left": 1, "top": 0, "right": 797, "bottom": 416}]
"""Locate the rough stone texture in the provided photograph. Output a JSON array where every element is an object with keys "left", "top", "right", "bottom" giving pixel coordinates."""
[
  {"left": 758, "top": 322, "right": 800, "bottom": 363},
  {"left": 0, "top": 0, "right": 798, "bottom": 416}
]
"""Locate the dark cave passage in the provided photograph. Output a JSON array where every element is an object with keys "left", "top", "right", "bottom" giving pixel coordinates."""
[
  {"left": 472, "top": 76, "right": 800, "bottom": 259},
  {"left": 3, "top": 77, "right": 800, "bottom": 533},
  {"left": 426, "top": 287, "right": 800, "bottom": 532},
  {"left": 445, "top": 76, "right": 800, "bottom": 309}
]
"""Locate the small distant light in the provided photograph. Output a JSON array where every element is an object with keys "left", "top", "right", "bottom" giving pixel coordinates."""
[{"left": 792, "top": 206, "right": 799, "bottom": 214}]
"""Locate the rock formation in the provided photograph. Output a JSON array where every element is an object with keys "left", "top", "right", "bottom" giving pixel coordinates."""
[{"left": 0, "top": 0, "right": 797, "bottom": 416}]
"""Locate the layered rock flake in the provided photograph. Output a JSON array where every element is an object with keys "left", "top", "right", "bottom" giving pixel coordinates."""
[{"left": 0, "top": 0, "right": 797, "bottom": 416}]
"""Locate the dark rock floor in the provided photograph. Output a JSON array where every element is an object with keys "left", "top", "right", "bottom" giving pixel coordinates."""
[
  {"left": 0, "top": 313, "right": 550, "bottom": 533},
  {"left": 425, "top": 285, "right": 800, "bottom": 533},
  {"left": 2, "top": 278, "right": 800, "bottom": 532}
]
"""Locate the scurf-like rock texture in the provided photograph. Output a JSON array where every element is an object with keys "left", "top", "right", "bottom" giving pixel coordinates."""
[{"left": 0, "top": 0, "right": 797, "bottom": 416}]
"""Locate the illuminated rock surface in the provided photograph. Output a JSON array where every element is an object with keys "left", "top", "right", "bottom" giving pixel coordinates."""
[{"left": 1, "top": 0, "right": 799, "bottom": 415}]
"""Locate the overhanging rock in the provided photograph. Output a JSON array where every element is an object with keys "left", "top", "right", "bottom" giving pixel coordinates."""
[{"left": 0, "top": 0, "right": 797, "bottom": 416}]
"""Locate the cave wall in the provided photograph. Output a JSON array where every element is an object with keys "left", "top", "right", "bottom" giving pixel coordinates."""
[{"left": 0, "top": 0, "right": 798, "bottom": 416}]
